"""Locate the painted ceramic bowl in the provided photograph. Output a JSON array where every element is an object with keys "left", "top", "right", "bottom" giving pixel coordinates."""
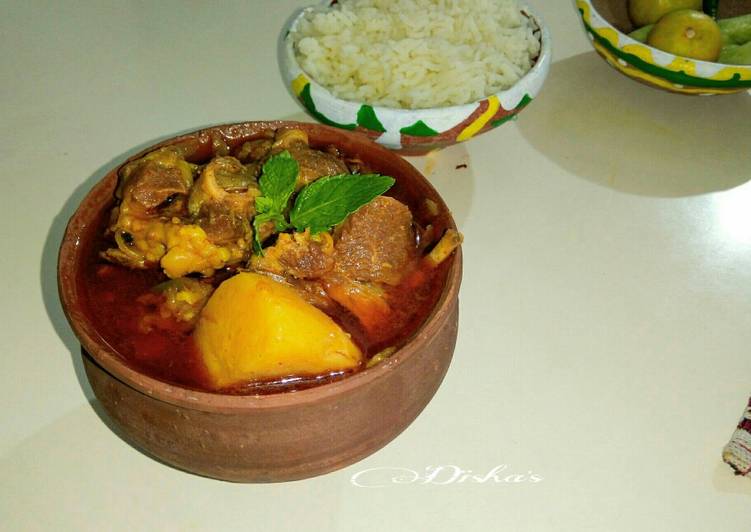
[
  {"left": 58, "top": 121, "right": 462, "bottom": 482},
  {"left": 574, "top": 0, "right": 751, "bottom": 95},
  {"left": 278, "top": 4, "right": 551, "bottom": 155}
]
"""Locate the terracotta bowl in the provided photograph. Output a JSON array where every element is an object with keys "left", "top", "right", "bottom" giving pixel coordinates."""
[
  {"left": 278, "top": 2, "right": 551, "bottom": 155},
  {"left": 58, "top": 121, "right": 462, "bottom": 482},
  {"left": 574, "top": 0, "right": 751, "bottom": 94}
]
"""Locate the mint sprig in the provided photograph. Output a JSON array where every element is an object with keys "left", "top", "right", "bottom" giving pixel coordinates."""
[{"left": 251, "top": 151, "right": 395, "bottom": 254}]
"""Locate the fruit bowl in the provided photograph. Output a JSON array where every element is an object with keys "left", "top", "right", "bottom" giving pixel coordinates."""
[{"left": 573, "top": 0, "right": 751, "bottom": 94}]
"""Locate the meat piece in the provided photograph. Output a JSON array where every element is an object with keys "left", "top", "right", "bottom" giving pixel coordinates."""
[
  {"left": 188, "top": 156, "right": 259, "bottom": 245},
  {"left": 271, "top": 128, "right": 348, "bottom": 189},
  {"left": 117, "top": 148, "right": 196, "bottom": 217},
  {"left": 102, "top": 148, "right": 197, "bottom": 269},
  {"left": 333, "top": 196, "right": 416, "bottom": 286},
  {"left": 128, "top": 166, "right": 188, "bottom": 211},
  {"left": 194, "top": 210, "right": 248, "bottom": 246},
  {"left": 322, "top": 275, "right": 391, "bottom": 334},
  {"left": 188, "top": 157, "right": 259, "bottom": 216},
  {"left": 250, "top": 230, "right": 335, "bottom": 279},
  {"left": 235, "top": 139, "right": 272, "bottom": 163},
  {"left": 291, "top": 148, "right": 349, "bottom": 188}
]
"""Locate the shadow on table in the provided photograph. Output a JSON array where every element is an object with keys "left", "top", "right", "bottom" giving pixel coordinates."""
[{"left": 517, "top": 52, "right": 751, "bottom": 198}]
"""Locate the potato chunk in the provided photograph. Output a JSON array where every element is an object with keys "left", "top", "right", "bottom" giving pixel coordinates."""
[{"left": 194, "top": 272, "right": 362, "bottom": 388}]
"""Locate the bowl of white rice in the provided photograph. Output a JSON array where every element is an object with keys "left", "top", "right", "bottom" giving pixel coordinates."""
[{"left": 279, "top": 0, "right": 551, "bottom": 155}]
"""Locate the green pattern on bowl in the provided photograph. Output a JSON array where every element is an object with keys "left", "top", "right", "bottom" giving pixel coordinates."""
[
  {"left": 400, "top": 121, "right": 440, "bottom": 137},
  {"left": 356, "top": 106, "right": 386, "bottom": 133}
]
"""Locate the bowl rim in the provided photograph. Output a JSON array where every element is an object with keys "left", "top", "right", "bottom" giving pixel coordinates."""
[
  {"left": 281, "top": 2, "right": 553, "bottom": 115},
  {"left": 58, "top": 120, "right": 463, "bottom": 414},
  {"left": 578, "top": 0, "right": 751, "bottom": 71}
]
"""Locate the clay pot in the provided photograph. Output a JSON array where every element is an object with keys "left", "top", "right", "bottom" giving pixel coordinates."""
[{"left": 58, "top": 122, "right": 462, "bottom": 482}]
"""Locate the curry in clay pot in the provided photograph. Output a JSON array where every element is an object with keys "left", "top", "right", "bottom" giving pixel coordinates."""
[
  {"left": 80, "top": 126, "right": 461, "bottom": 394},
  {"left": 59, "top": 121, "right": 463, "bottom": 481}
]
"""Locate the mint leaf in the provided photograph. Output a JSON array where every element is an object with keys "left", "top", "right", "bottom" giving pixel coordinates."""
[
  {"left": 258, "top": 151, "right": 298, "bottom": 212},
  {"left": 290, "top": 174, "right": 395, "bottom": 235},
  {"left": 253, "top": 151, "right": 299, "bottom": 254},
  {"left": 255, "top": 196, "right": 274, "bottom": 213}
]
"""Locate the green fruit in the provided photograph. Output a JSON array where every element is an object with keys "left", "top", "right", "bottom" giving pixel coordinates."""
[
  {"left": 718, "top": 14, "right": 751, "bottom": 46},
  {"left": 647, "top": 9, "right": 723, "bottom": 61},
  {"left": 629, "top": 24, "right": 654, "bottom": 42},
  {"left": 718, "top": 42, "right": 751, "bottom": 65},
  {"left": 629, "top": 0, "right": 702, "bottom": 27}
]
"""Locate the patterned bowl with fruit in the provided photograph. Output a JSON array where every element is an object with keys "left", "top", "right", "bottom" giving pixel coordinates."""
[
  {"left": 574, "top": 0, "right": 751, "bottom": 95},
  {"left": 278, "top": 3, "right": 551, "bottom": 155}
]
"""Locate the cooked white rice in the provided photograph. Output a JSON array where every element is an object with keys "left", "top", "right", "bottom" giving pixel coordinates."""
[{"left": 290, "top": 0, "right": 541, "bottom": 109}]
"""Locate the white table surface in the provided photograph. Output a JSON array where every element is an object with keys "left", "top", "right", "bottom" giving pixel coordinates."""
[{"left": 2, "top": 1, "right": 750, "bottom": 530}]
